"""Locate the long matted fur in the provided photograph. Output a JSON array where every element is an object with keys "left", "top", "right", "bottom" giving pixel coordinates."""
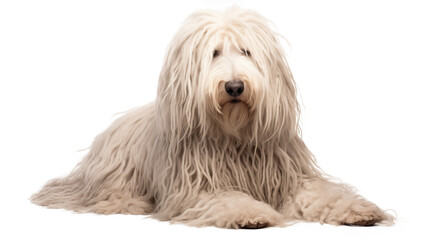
[{"left": 32, "top": 8, "right": 394, "bottom": 228}]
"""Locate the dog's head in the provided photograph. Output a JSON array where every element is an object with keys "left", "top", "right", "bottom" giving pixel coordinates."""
[{"left": 157, "top": 8, "right": 300, "bottom": 143}]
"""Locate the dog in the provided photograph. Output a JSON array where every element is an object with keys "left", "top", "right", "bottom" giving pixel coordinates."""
[{"left": 32, "top": 7, "right": 394, "bottom": 228}]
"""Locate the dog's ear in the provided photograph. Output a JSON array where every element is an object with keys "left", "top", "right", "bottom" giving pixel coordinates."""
[
  {"left": 239, "top": 12, "right": 301, "bottom": 143},
  {"left": 155, "top": 12, "right": 213, "bottom": 139},
  {"left": 257, "top": 40, "right": 300, "bottom": 142}
]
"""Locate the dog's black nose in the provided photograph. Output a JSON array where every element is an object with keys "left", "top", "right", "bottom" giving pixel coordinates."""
[{"left": 225, "top": 80, "right": 244, "bottom": 97}]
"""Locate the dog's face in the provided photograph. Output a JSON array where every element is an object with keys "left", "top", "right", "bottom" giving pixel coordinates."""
[
  {"left": 157, "top": 8, "right": 299, "bottom": 142},
  {"left": 206, "top": 38, "right": 263, "bottom": 136}
]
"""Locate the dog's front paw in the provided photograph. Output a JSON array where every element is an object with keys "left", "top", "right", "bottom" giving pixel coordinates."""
[
  {"left": 345, "top": 219, "right": 377, "bottom": 226},
  {"left": 239, "top": 217, "right": 269, "bottom": 229},
  {"left": 171, "top": 192, "right": 283, "bottom": 228},
  {"left": 229, "top": 207, "right": 281, "bottom": 229},
  {"left": 341, "top": 212, "right": 380, "bottom": 226},
  {"left": 338, "top": 199, "right": 388, "bottom": 226}
]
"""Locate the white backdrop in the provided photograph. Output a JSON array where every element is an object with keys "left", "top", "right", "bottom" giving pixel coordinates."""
[{"left": 1, "top": 0, "right": 427, "bottom": 239}]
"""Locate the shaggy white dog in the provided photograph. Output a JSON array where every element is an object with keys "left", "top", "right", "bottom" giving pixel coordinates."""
[{"left": 32, "top": 8, "right": 393, "bottom": 228}]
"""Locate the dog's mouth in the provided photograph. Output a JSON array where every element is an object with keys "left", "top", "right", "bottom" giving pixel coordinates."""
[{"left": 223, "top": 98, "right": 252, "bottom": 110}]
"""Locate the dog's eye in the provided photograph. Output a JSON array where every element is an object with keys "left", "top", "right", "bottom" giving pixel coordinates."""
[
  {"left": 241, "top": 49, "right": 251, "bottom": 57},
  {"left": 213, "top": 50, "right": 220, "bottom": 58}
]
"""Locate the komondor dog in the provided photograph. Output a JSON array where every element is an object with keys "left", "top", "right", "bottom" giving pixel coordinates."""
[{"left": 32, "top": 8, "right": 394, "bottom": 228}]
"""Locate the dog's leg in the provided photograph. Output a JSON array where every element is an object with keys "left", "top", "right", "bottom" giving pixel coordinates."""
[
  {"left": 171, "top": 191, "right": 283, "bottom": 228},
  {"left": 282, "top": 179, "right": 393, "bottom": 226},
  {"left": 32, "top": 106, "right": 157, "bottom": 214},
  {"left": 31, "top": 174, "right": 155, "bottom": 215},
  {"left": 86, "top": 195, "right": 154, "bottom": 215}
]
